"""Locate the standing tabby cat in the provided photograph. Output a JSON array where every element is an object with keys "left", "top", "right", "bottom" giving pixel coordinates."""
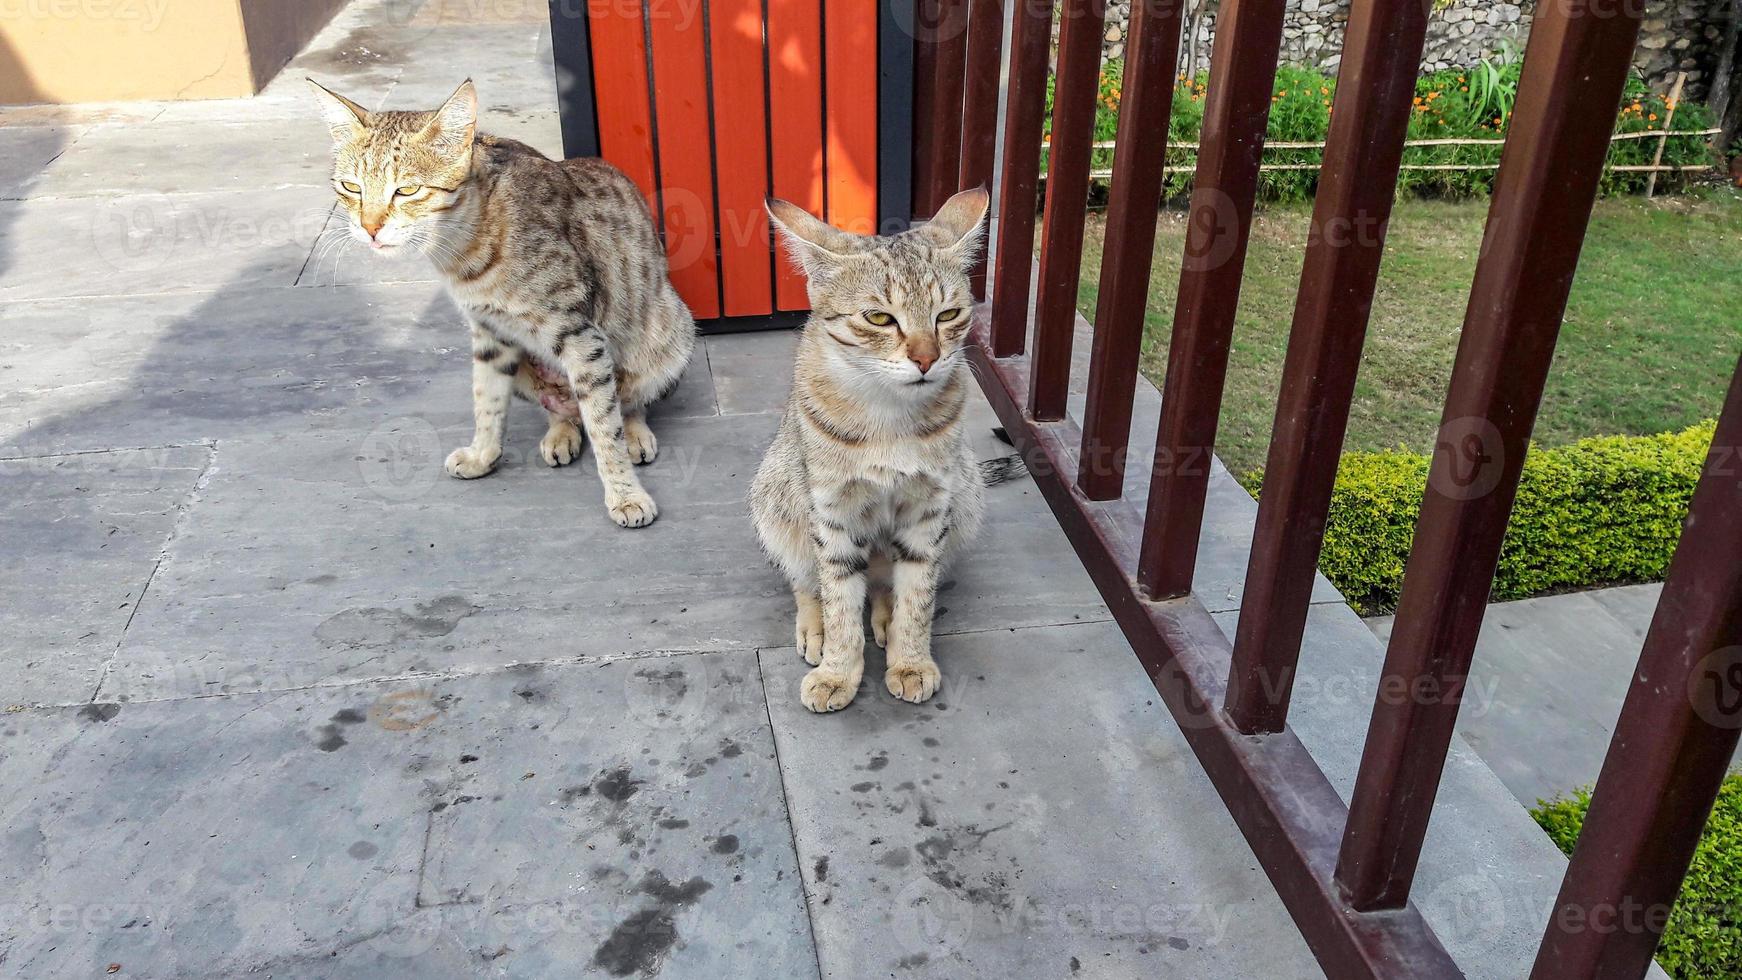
[
  {"left": 309, "top": 79, "right": 694, "bottom": 528},
  {"left": 752, "top": 188, "right": 992, "bottom": 713}
]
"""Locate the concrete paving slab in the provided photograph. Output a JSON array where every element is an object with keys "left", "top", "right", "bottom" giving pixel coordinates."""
[
  {"left": 1585, "top": 582, "right": 1663, "bottom": 639},
  {"left": 0, "top": 654, "right": 815, "bottom": 978},
  {"left": 0, "top": 125, "right": 82, "bottom": 199},
  {"left": 1213, "top": 604, "right": 1581, "bottom": 979},
  {"left": 1369, "top": 593, "right": 1642, "bottom": 807},
  {"left": 0, "top": 282, "right": 720, "bottom": 458},
  {"left": 100, "top": 410, "right": 1103, "bottom": 701},
  {"left": 30, "top": 118, "right": 335, "bottom": 198},
  {"left": 705, "top": 328, "right": 800, "bottom": 417},
  {"left": 0, "top": 282, "right": 467, "bottom": 456},
  {"left": 0, "top": 444, "right": 211, "bottom": 706},
  {"left": 0, "top": 188, "right": 329, "bottom": 303},
  {"left": 760, "top": 621, "right": 1324, "bottom": 979}
]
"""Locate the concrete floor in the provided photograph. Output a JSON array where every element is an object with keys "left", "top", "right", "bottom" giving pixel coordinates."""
[
  {"left": 1369, "top": 582, "right": 1729, "bottom": 811},
  {"left": 2, "top": 2, "right": 1589, "bottom": 977}
]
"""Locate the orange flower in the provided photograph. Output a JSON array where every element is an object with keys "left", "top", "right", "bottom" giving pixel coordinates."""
[{"left": 1648, "top": 112, "right": 1658, "bottom": 121}]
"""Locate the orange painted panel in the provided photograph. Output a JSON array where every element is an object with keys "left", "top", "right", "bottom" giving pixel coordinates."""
[
  {"left": 824, "top": 0, "right": 878, "bottom": 237},
  {"left": 585, "top": 0, "right": 657, "bottom": 206},
  {"left": 767, "top": 0, "right": 825, "bottom": 310},
  {"left": 647, "top": 0, "right": 722, "bottom": 319},
  {"left": 707, "top": 0, "right": 774, "bottom": 316}
]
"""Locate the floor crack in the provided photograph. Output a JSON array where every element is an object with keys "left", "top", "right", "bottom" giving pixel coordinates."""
[{"left": 88, "top": 440, "right": 220, "bottom": 703}]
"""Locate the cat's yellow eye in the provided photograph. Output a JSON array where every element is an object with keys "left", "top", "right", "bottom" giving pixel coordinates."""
[
  {"left": 936, "top": 308, "right": 962, "bottom": 323},
  {"left": 863, "top": 311, "right": 895, "bottom": 327},
  {"left": 394, "top": 185, "right": 423, "bottom": 197},
  {"left": 339, "top": 180, "right": 362, "bottom": 195}
]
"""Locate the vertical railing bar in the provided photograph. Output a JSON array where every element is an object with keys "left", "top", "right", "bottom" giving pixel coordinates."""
[
  {"left": 1221, "top": 0, "right": 1432, "bottom": 734},
  {"left": 1132, "top": 0, "right": 1288, "bottom": 596},
  {"left": 1028, "top": 0, "right": 1107, "bottom": 422},
  {"left": 1076, "top": 0, "right": 1186, "bottom": 500},
  {"left": 1333, "top": 0, "right": 1647, "bottom": 911},
  {"left": 910, "top": 0, "right": 942, "bottom": 217},
  {"left": 927, "top": 0, "right": 971, "bottom": 215},
  {"left": 987, "top": 0, "right": 1052, "bottom": 358},
  {"left": 1529, "top": 357, "right": 1742, "bottom": 979},
  {"left": 958, "top": 0, "right": 1006, "bottom": 299}
]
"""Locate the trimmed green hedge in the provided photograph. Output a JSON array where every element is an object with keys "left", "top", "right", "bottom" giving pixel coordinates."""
[
  {"left": 1248, "top": 421, "right": 1716, "bottom": 614},
  {"left": 1534, "top": 776, "right": 1742, "bottom": 979}
]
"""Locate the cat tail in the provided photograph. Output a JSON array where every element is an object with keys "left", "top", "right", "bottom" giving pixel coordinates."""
[{"left": 978, "top": 454, "right": 1029, "bottom": 487}]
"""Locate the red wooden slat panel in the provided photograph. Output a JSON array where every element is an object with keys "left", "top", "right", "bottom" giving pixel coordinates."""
[
  {"left": 648, "top": 0, "right": 721, "bottom": 319},
  {"left": 585, "top": 0, "right": 657, "bottom": 204},
  {"left": 825, "top": 0, "right": 878, "bottom": 236},
  {"left": 767, "top": 0, "right": 825, "bottom": 310},
  {"left": 708, "top": 0, "right": 775, "bottom": 316}
]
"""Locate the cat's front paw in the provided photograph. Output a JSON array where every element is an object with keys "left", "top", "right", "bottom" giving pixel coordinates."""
[
  {"left": 605, "top": 487, "right": 659, "bottom": 528},
  {"left": 539, "top": 421, "right": 583, "bottom": 467},
  {"left": 444, "top": 446, "right": 500, "bottom": 479},
  {"left": 885, "top": 660, "right": 941, "bottom": 704},
  {"left": 796, "top": 607, "right": 824, "bottom": 666},
  {"left": 624, "top": 419, "right": 658, "bottom": 465},
  {"left": 800, "top": 665, "right": 861, "bottom": 713}
]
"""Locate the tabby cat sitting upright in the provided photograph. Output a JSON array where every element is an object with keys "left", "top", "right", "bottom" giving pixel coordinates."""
[
  {"left": 751, "top": 187, "right": 992, "bottom": 713},
  {"left": 309, "top": 79, "right": 694, "bottom": 528}
]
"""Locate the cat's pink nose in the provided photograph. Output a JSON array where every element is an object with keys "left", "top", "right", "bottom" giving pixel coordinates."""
[
  {"left": 361, "top": 218, "right": 385, "bottom": 239},
  {"left": 910, "top": 352, "right": 937, "bottom": 374}
]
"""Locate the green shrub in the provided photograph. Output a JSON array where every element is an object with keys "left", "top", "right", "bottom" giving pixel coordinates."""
[
  {"left": 1533, "top": 776, "right": 1742, "bottom": 979},
  {"left": 1043, "top": 59, "right": 1715, "bottom": 204},
  {"left": 1248, "top": 421, "right": 1717, "bottom": 613}
]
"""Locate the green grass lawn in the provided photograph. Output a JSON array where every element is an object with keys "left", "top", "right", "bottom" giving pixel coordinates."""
[{"left": 1073, "top": 188, "right": 1742, "bottom": 478}]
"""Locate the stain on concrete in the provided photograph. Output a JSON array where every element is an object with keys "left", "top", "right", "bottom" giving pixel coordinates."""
[
  {"left": 314, "top": 595, "right": 480, "bottom": 649},
  {"left": 331, "top": 708, "right": 366, "bottom": 724},
  {"left": 591, "top": 872, "right": 714, "bottom": 977},
  {"left": 876, "top": 848, "right": 911, "bottom": 869},
  {"left": 347, "top": 840, "right": 379, "bottom": 860},
  {"left": 594, "top": 766, "right": 643, "bottom": 803},
  {"left": 315, "top": 724, "right": 347, "bottom": 752},
  {"left": 77, "top": 703, "right": 121, "bottom": 723},
  {"left": 711, "top": 834, "right": 739, "bottom": 855},
  {"left": 813, "top": 856, "right": 830, "bottom": 882}
]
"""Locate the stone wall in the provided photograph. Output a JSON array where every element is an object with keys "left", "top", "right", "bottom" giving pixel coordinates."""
[{"left": 1098, "top": 0, "right": 1727, "bottom": 98}]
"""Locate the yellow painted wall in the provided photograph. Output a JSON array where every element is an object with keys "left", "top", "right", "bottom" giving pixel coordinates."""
[{"left": 0, "top": 0, "right": 347, "bottom": 105}]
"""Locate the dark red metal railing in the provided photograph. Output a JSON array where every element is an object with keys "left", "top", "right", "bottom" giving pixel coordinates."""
[{"left": 913, "top": 0, "right": 1742, "bottom": 977}]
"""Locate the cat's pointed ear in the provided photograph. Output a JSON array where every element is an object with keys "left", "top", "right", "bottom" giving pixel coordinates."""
[
  {"left": 766, "top": 198, "right": 856, "bottom": 280},
  {"left": 424, "top": 79, "right": 478, "bottom": 147},
  {"left": 307, "top": 78, "right": 369, "bottom": 141},
  {"left": 920, "top": 185, "right": 991, "bottom": 268}
]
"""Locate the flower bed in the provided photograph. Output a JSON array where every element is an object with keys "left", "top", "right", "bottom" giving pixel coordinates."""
[{"left": 1043, "top": 60, "right": 1716, "bottom": 202}]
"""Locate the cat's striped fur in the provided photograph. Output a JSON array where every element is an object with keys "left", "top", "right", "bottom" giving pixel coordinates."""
[
  {"left": 310, "top": 79, "right": 694, "bottom": 527},
  {"left": 751, "top": 188, "right": 992, "bottom": 712}
]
